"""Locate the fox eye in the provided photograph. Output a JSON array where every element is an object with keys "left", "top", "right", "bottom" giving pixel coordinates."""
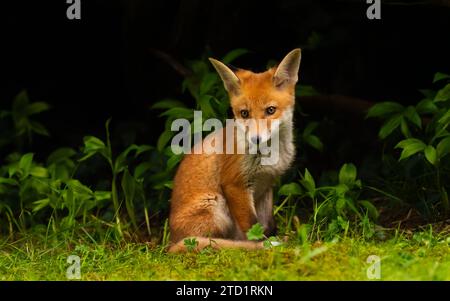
[
  {"left": 266, "top": 106, "right": 276, "bottom": 115},
  {"left": 240, "top": 109, "right": 249, "bottom": 118}
]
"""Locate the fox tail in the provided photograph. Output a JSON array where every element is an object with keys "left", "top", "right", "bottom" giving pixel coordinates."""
[{"left": 168, "top": 237, "right": 264, "bottom": 253}]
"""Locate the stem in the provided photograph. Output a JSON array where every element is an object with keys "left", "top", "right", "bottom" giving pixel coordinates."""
[
  {"left": 436, "top": 166, "right": 449, "bottom": 212},
  {"left": 111, "top": 174, "right": 123, "bottom": 237},
  {"left": 144, "top": 206, "right": 151, "bottom": 237},
  {"left": 105, "top": 118, "right": 123, "bottom": 237},
  {"left": 437, "top": 165, "right": 441, "bottom": 191}
]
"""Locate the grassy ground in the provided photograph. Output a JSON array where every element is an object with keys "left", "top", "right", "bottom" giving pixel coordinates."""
[{"left": 1, "top": 230, "right": 450, "bottom": 280}]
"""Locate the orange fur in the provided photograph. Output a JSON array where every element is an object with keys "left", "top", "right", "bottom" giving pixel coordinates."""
[{"left": 168, "top": 49, "right": 301, "bottom": 253}]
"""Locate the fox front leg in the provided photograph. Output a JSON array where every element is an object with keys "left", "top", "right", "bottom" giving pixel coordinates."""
[
  {"left": 222, "top": 184, "right": 258, "bottom": 238},
  {"left": 255, "top": 188, "right": 276, "bottom": 237}
]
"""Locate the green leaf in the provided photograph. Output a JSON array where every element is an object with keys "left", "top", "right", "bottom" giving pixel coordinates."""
[
  {"left": 304, "top": 135, "right": 324, "bottom": 152},
  {"left": 303, "top": 122, "right": 319, "bottom": 137},
  {"left": 30, "top": 121, "right": 50, "bottom": 136},
  {"left": 151, "top": 99, "right": 186, "bottom": 110},
  {"left": 66, "top": 179, "right": 94, "bottom": 196},
  {"left": 438, "top": 109, "right": 450, "bottom": 125},
  {"left": 434, "top": 83, "right": 450, "bottom": 102},
  {"left": 246, "top": 223, "right": 265, "bottom": 241},
  {"left": 24, "top": 102, "right": 50, "bottom": 116},
  {"left": 79, "top": 136, "right": 106, "bottom": 162},
  {"left": 94, "top": 191, "right": 111, "bottom": 202},
  {"left": 400, "top": 118, "right": 411, "bottom": 138},
  {"left": 32, "top": 198, "right": 50, "bottom": 212},
  {"left": 199, "top": 73, "right": 219, "bottom": 96},
  {"left": 222, "top": 48, "right": 249, "bottom": 64},
  {"left": 190, "top": 60, "right": 209, "bottom": 76},
  {"left": 121, "top": 169, "right": 136, "bottom": 201},
  {"left": 378, "top": 115, "right": 402, "bottom": 139},
  {"left": 83, "top": 136, "right": 106, "bottom": 152},
  {"left": 437, "top": 137, "right": 450, "bottom": 159},
  {"left": 404, "top": 106, "right": 422, "bottom": 128},
  {"left": 78, "top": 152, "right": 97, "bottom": 162},
  {"left": 278, "top": 182, "right": 303, "bottom": 196},
  {"left": 114, "top": 145, "right": 139, "bottom": 173},
  {"left": 159, "top": 107, "right": 194, "bottom": 120},
  {"left": 419, "top": 89, "right": 437, "bottom": 99},
  {"left": 0, "top": 110, "right": 10, "bottom": 119},
  {"left": 395, "top": 138, "right": 426, "bottom": 161},
  {"left": 336, "top": 197, "right": 346, "bottom": 213},
  {"left": 366, "top": 102, "right": 404, "bottom": 118},
  {"left": 134, "top": 162, "right": 153, "bottom": 179},
  {"left": 296, "top": 85, "right": 319, "bottom": 97},
  {"left": 157, "top": 130, "right": 174, "bottom": 153},
  {"left": 0, "top": 177, "right": 18, "bottom": 185},
  {"left": 29, "top": 166, "right": 49, "bottom": 178},
  {"left": 166, "top": 154, "right": 183, "bottom": 171},
  {"left": 433, "top": 72, "right": 450, "bottom": 83},
  {"left": 434, "top": 129, "right": 450, "bottom": 141},
  {"left": 8, "top": 164, "right": 20, "bottom": 178},
  {"left": 197, "top": 94, "right": 216, "bottom": 118},
  {"left": 424, "top": 145, "right": 437, "bottom": 165},
  {"left": 302, "top": 122, "right": 323, "bottom": 151},
  {"left": 115, "top": 144, "right": 152, "bottom": 173},
  {"left": 300, "top": 169, "right": 316, "bottom": 194},
  {"left": 134, "top": 145, "right": 153, "bottom": 157},
  {"left": 19, "top": 153, "right": 34, "bottom": 177},
  {"left": 47, "top": 148, "right": 77, "bottom": 165},
  {"left": 344, "top": 197, "right": 361, "bottom": 218},
  {"left": 163, "top": 181, "right": 173, "bottom": 189},
  {"left": 183, "top": 238, "right": 199, "bottom": 252},
  {"left": 359, "top": 200, "right": 379, "bottom": 220},
  {"left": 334, "top": 183, "right": 350, "bottom": 197},
  {"left": 121, "top": 169, "right": 137, "bottom": 226},
  {"left": 415, "top": 98, "right": 438, "bottom": 115},
  {"left": 12, "top": 91, "right": 30, "bottom": 113},
  {"left": 338, "top": 163, "right": 357, "bottom": 186}
]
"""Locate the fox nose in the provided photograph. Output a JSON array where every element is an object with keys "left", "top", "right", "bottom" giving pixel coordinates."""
[{"left": 251, "top": 136, "right": 261, "bottom": 145}]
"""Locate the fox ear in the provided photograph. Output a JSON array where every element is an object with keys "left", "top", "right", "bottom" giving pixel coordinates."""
[
  {"left": 209, "top": 58, "right": 241, "bottom": 95},
  {"left": 273, "top": 48, "right": 302, "bottom": 88}
]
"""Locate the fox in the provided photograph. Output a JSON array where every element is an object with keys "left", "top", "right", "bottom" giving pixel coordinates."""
[{"left": 168, "top": 49, "right": 301, "bottom": 253}]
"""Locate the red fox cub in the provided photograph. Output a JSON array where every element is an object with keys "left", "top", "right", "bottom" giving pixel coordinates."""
[{"left": 168, "top": 49, "right": 301, "bottom": 252}]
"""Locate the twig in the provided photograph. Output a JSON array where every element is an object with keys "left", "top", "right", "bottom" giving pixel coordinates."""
[{"left": 149, "top": 48, "right": 192, "bottom": 78}]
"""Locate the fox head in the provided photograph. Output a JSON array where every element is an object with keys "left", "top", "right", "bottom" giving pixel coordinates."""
[{"left": 209, "top": 49, "right": 301, "bottom": 147}]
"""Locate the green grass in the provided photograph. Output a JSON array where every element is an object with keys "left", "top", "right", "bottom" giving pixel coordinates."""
[{"left": 1, "top": 231, "right": 450, "bottom": 280}]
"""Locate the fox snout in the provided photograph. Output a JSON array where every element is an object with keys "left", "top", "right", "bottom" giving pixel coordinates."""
[
  {"left": 250, "top": 135, "right": 261, "bottom": 145},
  {"left": 248, "top": 125, "right": 275, "bottom": 146},
  {"left": 236, "top": 118, "right": 280, "bottom": 146}
]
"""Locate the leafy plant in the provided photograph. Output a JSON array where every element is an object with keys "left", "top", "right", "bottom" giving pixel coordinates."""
[
  {"left": 246, "top": 223, "right": 281, "bottom": 248},
  {"left": 301, "top": 122, "right": 324, "bottom": 152},
  {"left": 0, "top": 90, "right": 50, "bottom": 149},
  {"left": 183, "top": 237, "right": 199, "bottom": 252},
  {"left": 246, "top": 223, "right": 265, "bottom": 241},
  {"left": 367, "top": 72, "right": 450, "bottom": 215},
  {"left": 79, "top": 119, "right": 152, "bottom": 237},
  {"left": 278, "top": 164, "right": 377, "bottom": 240},
  {"left": 0, "top": 149, "right": 110, "bottom": 236}
]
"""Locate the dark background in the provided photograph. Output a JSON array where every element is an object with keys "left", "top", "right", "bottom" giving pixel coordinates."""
[{"left": 2, "top": 0, "right": 450, "bottom": 160}]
